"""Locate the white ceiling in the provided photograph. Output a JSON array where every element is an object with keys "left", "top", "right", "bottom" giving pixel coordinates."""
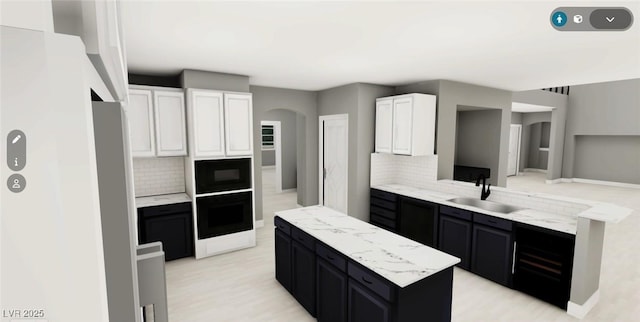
[{"left": 121, "top": 1, "right": 640, "bottom": 91}]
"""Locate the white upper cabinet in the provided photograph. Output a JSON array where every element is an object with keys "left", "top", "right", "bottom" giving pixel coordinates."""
[
  {"left": 154, "top": 90, "right": 187, "bottom": 156},
  {"left": 187, "top": 89, "right": 225, "bottom": 157},
  {"left": 127, "top": 89, "right": 155, "bottom": 157},
  {"left": 375, "top": 98, "right": 394, "bottom": 154},
  {"left": 224, "top": 93, "right": 253, "bottom": 156},
  {"left": 375, "top": 93, "right": 436, "bottom": 156},
  {"left": 126, "top": 86, "right": 187, "bottom": 157}
]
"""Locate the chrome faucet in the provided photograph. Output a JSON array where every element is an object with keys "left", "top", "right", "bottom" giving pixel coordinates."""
[{"left": 475, "top": 175, "right": 491, "bottom": 200}]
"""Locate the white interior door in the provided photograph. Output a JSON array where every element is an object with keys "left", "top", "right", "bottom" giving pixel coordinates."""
[
  {"left": 508, "top": 124, "right": 522, "bottom": 176},
  {"left": 319, "top": 115, "right": 348, "bottom": 214}
]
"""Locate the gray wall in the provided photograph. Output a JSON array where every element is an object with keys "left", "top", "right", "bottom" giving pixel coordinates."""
[
  {"left": 318, "top": 83, "right": 394, "bottom": 221},
  {"left": 262, "top": 109, "right": 298, "bottom": 190},
  {"left": 563, "top": 79, "right": 640, "bottom": 183},
  {"left": 262, "top": 150, "right": 275, "bottom": 166},
  {"left": 513, "top": 90, "right": 567, "bottom": 179},
  {"left": 181, "top": 70, "right": 249, "bottom": 92},
  {"left": 525, "top": 120, "right": 551, "bottom": 170},
  {"left": 251, "top": 86, "right": 318, "bottom": 219},
  {"left": 455, "top": 109, "right": 503, "bottom": 185},
  {"left": 511, "top": 112, "right": 523, "bottom": 125},
  {"left": 574, "top": 136, "right": 640, "bottom": 184}
]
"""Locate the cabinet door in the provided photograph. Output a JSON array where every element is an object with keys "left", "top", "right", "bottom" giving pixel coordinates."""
[
  {"left": 154, "top": 90, "right": 187, "bottom": 156},
  {"left": 391, "top": 96, "right": 413, "bottom": 155},
  {"left": 188, "top": 90, "right": 225, "bottom": 157},
  {"left": 317, "top": 259, "right": 347, "bottom": 322},
  {"left": 127, "top": 89, "right": 155, "bottom": 157},
  {"left": 471, "top": 224, "right": 513, "bottom": 286},
  {"left": 375, "top": 98, "right": 393, "bottom": 154},
  {"left": 348, "top": 279, "right": 392, "bottom": 322},
  {"left": 141, "top": 212, "right": 193, "bottom": 261},
  {"left": 275, "top": 229, "right": 293, "bottom": 293},
  {"left": 224, "top": 93, "right": 253, "bottom": 156},
  {"left": 438, "top": 215, "right": 472, "bottom": 270},
  {"left": 292, "top": 241, "right": 316, "bottom": 316},
  {"left": 398, "top": 197, "right": 438, "bottom": 247}
]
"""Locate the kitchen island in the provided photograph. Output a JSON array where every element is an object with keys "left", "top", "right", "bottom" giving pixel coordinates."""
[{"left": 275, "top": 205, "right": 460, "bottom": 322}]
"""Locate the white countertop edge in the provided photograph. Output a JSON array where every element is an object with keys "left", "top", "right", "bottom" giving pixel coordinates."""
[{"left": 135, "top": 193, "right": 192, "bottom": 208}]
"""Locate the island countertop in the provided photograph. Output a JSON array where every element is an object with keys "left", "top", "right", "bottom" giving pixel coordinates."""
[{"left": 275, "top": 205, "right": 460, "bottom": 288}]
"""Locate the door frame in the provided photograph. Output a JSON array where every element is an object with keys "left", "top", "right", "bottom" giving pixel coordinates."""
[
  {"left": 261, "top": 120, "right": 282, "bottom": 192},
  {"left": 509, "top": 124, "right": 522, "bottom": 176},
  {"left": 318, "top": 114, "right": 349, "bottom": 211}
]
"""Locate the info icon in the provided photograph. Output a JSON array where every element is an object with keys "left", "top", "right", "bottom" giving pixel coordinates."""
[
  {"left": 574, "top": 15, "right": 583, "bottom": 24},
  {"left": 552, "top": 11, "right": 568, "bottom": 27}
]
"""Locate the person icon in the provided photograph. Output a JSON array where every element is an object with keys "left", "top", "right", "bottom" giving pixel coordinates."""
[
  {"left": 12, "top": 179, "right": 21, "bottom": 189},
  {"left": 552, "top": 11, "right": 567, "bottom": 27}
]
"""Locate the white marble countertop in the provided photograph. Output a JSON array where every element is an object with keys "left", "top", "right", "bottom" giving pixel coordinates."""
[
  {"left": 135, "top": 193, "right": 191, "bottom": 208},
  {"left": 372, "top": 183, "right": 633, "bottom": 235},
  {"left": 275, "top": 205, "right": 460, "bottom": 288}
]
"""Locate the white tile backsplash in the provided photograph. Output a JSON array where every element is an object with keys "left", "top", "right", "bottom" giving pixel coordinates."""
[
  {"left": 370, "top": 153, "right": 438, "bottom": 188},
  {"left": 133, "top": 157, "right": 186, "bottom": 197}
]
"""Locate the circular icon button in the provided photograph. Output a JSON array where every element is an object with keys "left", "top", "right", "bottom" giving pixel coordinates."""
[
  {"left": 552, "top": 11, "right": 568, "bottom": 27},
  {"left": 7, "top": 174, "right": 26, "bottom": 193}
]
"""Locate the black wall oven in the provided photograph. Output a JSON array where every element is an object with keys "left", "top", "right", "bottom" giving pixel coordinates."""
[
  {"left": 195, "top": 158, "right": 251, "bottom": 194},
  {"left": 196, "top": 191, "right": 253, "bottom": 239}
]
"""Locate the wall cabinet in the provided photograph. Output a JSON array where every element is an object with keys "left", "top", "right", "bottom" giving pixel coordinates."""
[
  {"left": 186, "top": 90, "right": 253, "bottom": 158},
  {"left": 470, "top": 213, "right": 514, "bottom": 287},
  {"left": 138, "top": 202, "right": 194, "bottom": 261},
  {"left": 375, "top": 93, "right": 436, "bottom": 156},
  {"left": 438, "top": 206, "right": 473, "bottom": 270},
  {"left": 127, "top": 87, "right": 187, "bottom": 157}
]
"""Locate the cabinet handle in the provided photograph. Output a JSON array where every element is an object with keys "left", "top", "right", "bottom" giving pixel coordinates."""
[
  {"left": 488, "top": 219, "right": 498, "bottom": 224},
  {"left": 297, "top": 237, "right": 305, "bottom": 242},
  {"left": 361, "top": 276, "right": 373, "bottom": 284},
  {"left": 512, "top": 241, "right": 517, "bottom": 274},
  {"left": 327, "top": 255, "right": 335, "bottom": 261}
]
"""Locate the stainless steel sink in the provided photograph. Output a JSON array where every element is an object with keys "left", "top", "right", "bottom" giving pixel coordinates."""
[{"left": 447, "top": 197, "right": 525, "bottom": 214}]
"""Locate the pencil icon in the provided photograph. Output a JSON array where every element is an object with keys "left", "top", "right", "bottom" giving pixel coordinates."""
[{"left": 12, "top": 135, "right": 21, "bottom": 144}]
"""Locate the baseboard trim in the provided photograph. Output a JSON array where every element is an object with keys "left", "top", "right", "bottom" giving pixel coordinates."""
[
  {"left": 255, "top": 220, "right": 264, "bottom": 228},
  {"left": 545, "top": 178, "right": 563, "bottom": 184},
  {"left": 572, "top": 178, "right": 640, "bottom": 189},
  {"left": 281, "top": 188, "right": 297, "bottom": 193},
  {"left": 524, "top": 168, "right": 547, "bottom": 174},
  {"left": 567, "top": 289, "right": 600, "bottom": 319},
  {"left": 261, "top": 165, "right": 275, "bottom": 170}
]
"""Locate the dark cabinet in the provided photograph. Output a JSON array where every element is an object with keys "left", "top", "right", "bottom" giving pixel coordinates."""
[
  {"left": 348, "top": 278, "right": 392, "bottom": 322},
  {"left": 317, "top": 258, "right": 347, "bottom": 322},
  {"left": 438, "top": 216, "right": 472, "bottom": 270},
  {"left": 292, "top": 228, "right": 317, "bottom": 317},
  {"left": 513, "top": 223, "right": 575, "bottom": 309},
  {"left": 275, "top": 228, "right": 292, "bottom": 293},
  {"left": 398, "top": 196, "right": 438, "bottom": 247},
  {"left": 138, "top": 202, "right": 193, "bottom": 261},
  {"left": 471, "top": 214, "right": 513, "bottom": 287},
  {"left": 370, "top": 189, "right": 398, "bottom": 232}
]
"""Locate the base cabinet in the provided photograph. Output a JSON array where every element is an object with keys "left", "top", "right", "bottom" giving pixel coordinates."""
[
  {"left": 317, "top": 259, "right": 348, "bottom": 322},
  {"left": 275, "top": 228, "right": 293, "bottom": 293},
  {"left": 398, "top": 196, "right": 438, "bottom": 247},
  {"left": 438, "top": 215, "right": 472, "bottom": 270},
  {"left": 471, "top": 214, "right": 514, "bottom": 287},
  {"left": 138, "top": 202, "right": 194, "bottom": 261},
  {"left": 348, "top": 279, "right": 392, "bottom": 322},
  {"left": 292, "top": 240, "right": 316, "bottom": 316}
]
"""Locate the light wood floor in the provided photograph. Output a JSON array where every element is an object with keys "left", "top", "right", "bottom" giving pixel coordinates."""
[{"left": 164, "top": 169, "right": 640, "bottom": 321}]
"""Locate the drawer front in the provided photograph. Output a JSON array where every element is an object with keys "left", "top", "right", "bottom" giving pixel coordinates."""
[
  {"left": 370, "top": 205, "right": 396, "bottom": 221},
  {"left": 370, "top": 198, "right": 396, "bottom": 211},
  {"left": 316, "top": 243, "right": 347, "bottom": 272},
  {"left": 439, "top": 205, "right": 472, "bottom": 221},
  {"left": 139, "top": 202, "right": 192, "bottom": 217},
  {"left": 292, "top": 226, "right": 316, "bottom": 250},
  {"left": 274, "top": 216, "right": 291, "bottom": 235},
  {"left": 370, "top": 214, "right": 396, "bottom": 230},
  {"left": 348, "top": 262, "right": 394, "bottom": 302},
  {"left": 474, "top": 213, "right": 512, "bottom": 231},
  {"left": 370, "top": 189, "right": 397, "bottom": 202}
]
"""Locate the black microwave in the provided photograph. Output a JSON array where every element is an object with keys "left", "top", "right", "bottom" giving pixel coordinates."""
[{"left": 195, "top": 158, "right": 252, "bottom": 194}]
